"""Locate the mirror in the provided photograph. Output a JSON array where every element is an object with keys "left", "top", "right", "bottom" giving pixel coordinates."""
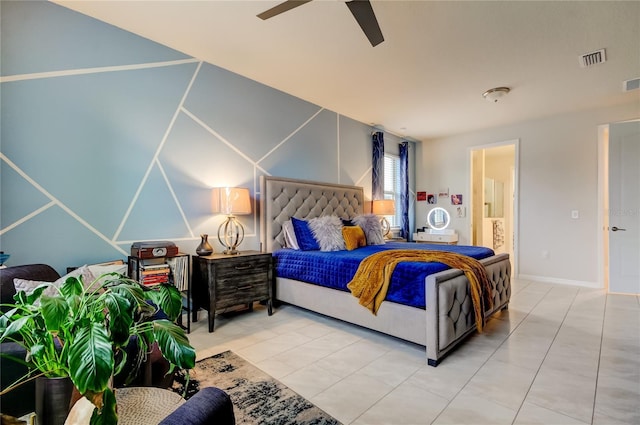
[
  {"left": 484, "top": 178, "right": 504, "bottom": 218},
  {"left": 426, "top": 207, "right": 450, "bottom": 230}
]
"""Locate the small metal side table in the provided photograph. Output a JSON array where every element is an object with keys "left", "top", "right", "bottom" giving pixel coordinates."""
[{"left": 191, "top": 251, "right": 273, "bottom": 332}]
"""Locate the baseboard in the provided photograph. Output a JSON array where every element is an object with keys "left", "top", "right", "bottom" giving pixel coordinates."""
[{"left": 517, "top": 274, "right": 602, "bottom": 289}]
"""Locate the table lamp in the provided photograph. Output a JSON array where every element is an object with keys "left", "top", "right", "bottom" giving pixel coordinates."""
[
  {"left": 372, "top": 199, "right": 395, "bottom": 237},
  {"left": 212, "top": 187, "right": 252, "bottom": 254}
]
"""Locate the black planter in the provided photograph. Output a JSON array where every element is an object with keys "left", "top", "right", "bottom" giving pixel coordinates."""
[{"left": 35, "top": 376, "right": 74, "bottom": 425}]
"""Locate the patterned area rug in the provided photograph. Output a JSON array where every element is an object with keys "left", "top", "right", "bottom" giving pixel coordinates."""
[{"left": 172, "top": 351, "right": 341, "bottom": 425}]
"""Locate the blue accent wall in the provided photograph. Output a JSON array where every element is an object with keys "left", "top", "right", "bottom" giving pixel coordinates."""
[{"left": 0, "top": 1, "right": 413, "bottom": 274}]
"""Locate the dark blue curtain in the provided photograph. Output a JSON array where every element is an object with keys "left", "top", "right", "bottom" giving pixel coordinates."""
[
  {"left": 399, "top": 141, "right": 410, "bottom": 239},
  {"left": 372, "top": 132, "right": 384, "bottom": 201}
]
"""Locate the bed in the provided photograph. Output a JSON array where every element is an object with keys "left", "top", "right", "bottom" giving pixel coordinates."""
[{"left": 260, "top": 176, "right": 511, "bottom": 366}]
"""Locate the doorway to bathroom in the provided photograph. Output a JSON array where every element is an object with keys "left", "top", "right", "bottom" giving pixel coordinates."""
[{"left": 470, "top": 140, "right": 518, "bottom": 275}]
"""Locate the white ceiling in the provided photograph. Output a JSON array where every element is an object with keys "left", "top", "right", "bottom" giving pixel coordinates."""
[{"left": 53, "top": 0, "right": 639, "bottom": 141}]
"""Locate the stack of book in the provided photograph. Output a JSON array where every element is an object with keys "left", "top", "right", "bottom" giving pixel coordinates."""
[{"left": 140, "top": 263, "right": 171, "bottom": 286}]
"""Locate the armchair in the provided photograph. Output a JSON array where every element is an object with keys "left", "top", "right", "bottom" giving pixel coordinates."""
[{"left": 1, "top": 264, "right": 61, "bottom": 417}]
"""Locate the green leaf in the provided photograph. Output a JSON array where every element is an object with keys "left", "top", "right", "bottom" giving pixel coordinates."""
[
  {"left": 89, "top": 388, "right": 118, "bottom": 425},
  {"left": 0, "top": 308, "right": 18, "bottom": 335},
  {"left": 111, "top": 285, "right": 156, "bottom": 323},
  {"left": 152, "top": 319, "right": 195, "bottom": 370},
  {"left": 60, "top": 276, "right": 84, "bottom": 299},
  {"left": 13, "top": 290, "right": 28, "bottom": 305},
  {"left": 103, "top": 292, "right": 133, "bottom": 346},
  {"left": 110, "top": 284, "right": 151, "bottom": 313},
  {"left": 0, "top": 316, "right": 31, "bottom": 342},
  {"left": 26, "top": 284, "right": 52, "bottom": 304},
  {"left": 113, "top": 348, "right": 129, "bottom": 377},
  {"left": 148, "top": 284, "right": 183, "bottom": 321},
  {"left": 30, "top": 343, "right": 46, "bottom": 358},
  {"left": 68, "top": 322, "right": 114, "bottom": 394},
  {"left": 66, "top": 294, "right": 82, "bottom": 316},
  {"left": 40, "top": 296, "right": 70, "bottom": 333}
]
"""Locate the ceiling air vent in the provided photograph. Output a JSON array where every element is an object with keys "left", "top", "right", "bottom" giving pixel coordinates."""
[
  {"left": 623, "top": 77, "right": 640, "bottom": 92},
  {"left": 579, "top": 49, "right": 606, "bottom": 67}
]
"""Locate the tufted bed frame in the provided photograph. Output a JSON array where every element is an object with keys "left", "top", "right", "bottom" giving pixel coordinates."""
[{"left": 260, "top": 176, "right": 511, "bottom": 366}]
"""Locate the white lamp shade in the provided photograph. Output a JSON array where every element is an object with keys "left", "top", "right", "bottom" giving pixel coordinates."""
[
  {"left": 372, "top": 199, "right": 395, "bottom": 215},
  {"left": 211, "top": 187, "right": 252, "bottom": 215}
]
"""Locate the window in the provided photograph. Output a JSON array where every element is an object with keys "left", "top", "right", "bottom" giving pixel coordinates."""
[{"left": 383, "top": 154, "right": 402, "bottom": 227}]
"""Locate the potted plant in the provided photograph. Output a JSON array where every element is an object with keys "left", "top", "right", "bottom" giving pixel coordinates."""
[{"left": 0, "top": 272, "right": 196, "bottom": 425}]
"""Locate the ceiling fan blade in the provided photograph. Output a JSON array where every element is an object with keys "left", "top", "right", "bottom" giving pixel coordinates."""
[
  {"left": 257, "top": 0, "right": 313, "bottom": 20},
  {"left": 346, "top": 0, "right": 384, "bottom": 46}
]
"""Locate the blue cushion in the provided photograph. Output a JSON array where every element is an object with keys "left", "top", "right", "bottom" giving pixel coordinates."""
[
  {"left": 341, "top": 218, "right": 354, "bottom": 226},
  {"left": 291, "top": 217, "right": 320, "bottom": 251},
  {"left": 159, "top": 387, "right": 235, "bottom": 425}
]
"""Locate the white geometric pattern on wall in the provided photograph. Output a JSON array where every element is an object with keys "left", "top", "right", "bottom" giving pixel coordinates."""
[
  {"left": 1, "top": 60, "right": 352, "bottom": 265},
  {"left": 0, "top": 1, "right": 378, "bottom": 273}
]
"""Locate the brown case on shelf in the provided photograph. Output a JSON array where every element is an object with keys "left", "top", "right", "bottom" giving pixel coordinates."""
[{"left": 131, "top": 241, "right": 179, "bottom": 259}]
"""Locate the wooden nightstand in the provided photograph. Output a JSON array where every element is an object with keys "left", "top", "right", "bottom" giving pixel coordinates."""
[{"left": 191, "top": 251, "right": 273, "bottom": 332}]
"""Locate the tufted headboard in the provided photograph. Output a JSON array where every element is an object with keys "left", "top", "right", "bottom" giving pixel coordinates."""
[{"left": 260, "top": 176, "right": 365, "bottom": 252}]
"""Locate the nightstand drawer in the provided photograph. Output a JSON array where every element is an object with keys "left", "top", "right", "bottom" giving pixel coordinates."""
[
  {"left": 215, "top": 257, "right": 271, "bottom": 279},
  {"left": 216, "top": 273, "right": 270, "bottom": 308}
]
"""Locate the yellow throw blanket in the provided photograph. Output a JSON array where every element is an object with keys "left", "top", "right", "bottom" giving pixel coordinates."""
[{"left": 346, "top": 250, "right": 494, "bottom": 332}]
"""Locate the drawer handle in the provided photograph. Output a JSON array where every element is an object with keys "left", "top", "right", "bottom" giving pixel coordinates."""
[
  {"left": 234, "top": 264, "right": 253, "bottom": 270},
  {"left": 237, "top": 285, "right": 252, "bottom": 291}
]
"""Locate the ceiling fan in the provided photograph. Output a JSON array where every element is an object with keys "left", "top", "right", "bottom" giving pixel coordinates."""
[{"left": 257, "top": 0, "right": 384, "bottom": 47}]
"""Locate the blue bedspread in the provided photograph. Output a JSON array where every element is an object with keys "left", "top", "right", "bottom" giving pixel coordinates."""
[{"left": 273, "top": 242, "right": 495, "bottom": 309}]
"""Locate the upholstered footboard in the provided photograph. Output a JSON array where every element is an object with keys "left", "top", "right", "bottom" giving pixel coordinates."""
[
  {"left": 425, "top": 253, "right": 511, "bottom": 365},
  {"left": 275, "top": 253, "right": 511, "bottom": 366}
]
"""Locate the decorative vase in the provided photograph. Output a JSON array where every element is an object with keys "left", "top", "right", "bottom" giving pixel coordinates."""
[
  {"left": 35, "top": 376, "right": 74, "bottom": 425},
  {"left": 196, "top": 234, "right": 213, "bottom": 256}
]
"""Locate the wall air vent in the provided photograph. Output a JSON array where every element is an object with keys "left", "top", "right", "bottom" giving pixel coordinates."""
[
  {"left": 579, "top": 49, "right": 606, "bottom": 67},
  {"left": 623, "top": 77, "right": 640, "bottom": 92}
]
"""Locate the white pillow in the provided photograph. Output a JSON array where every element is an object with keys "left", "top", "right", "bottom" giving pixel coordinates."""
[
  {"left": 282, "top": 220, "right": 300, "bottom": 250},
  {"left": 309, "top": 215, "right": 345, "bottom": 251},
  {"left": 352, "top": 214, "right": 385, "bottom": 245},
  {"left": 13, "top": 265, "right": 94, "bottom": 299}
]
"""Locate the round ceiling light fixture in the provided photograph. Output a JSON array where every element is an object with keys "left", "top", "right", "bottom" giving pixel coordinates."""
[{"left": 482, "top": 87, "right": 510, "bottom": 103}]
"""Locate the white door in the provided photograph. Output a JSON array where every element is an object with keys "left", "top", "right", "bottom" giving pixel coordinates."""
[{"left": 608, "top": 121, "right": 640, "bottom": 294}]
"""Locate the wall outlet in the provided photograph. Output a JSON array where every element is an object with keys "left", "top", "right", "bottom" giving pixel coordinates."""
[{"left": 571, "top": 210, "right": 579, "bottom": 219}]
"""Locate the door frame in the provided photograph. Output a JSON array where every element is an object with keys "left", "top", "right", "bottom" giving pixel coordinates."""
[
  {"left": 597, "top": 119, "right": 640, "bottom": 291},
  {"left": 597, "top": 124, "right": 609, "bottom": 290},
  {"left": 468, "top": 139, "right": 520, "bottom": 277}
]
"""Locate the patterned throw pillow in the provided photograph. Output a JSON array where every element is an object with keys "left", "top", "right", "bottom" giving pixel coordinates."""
[
  {"left": 281, "top": 220, "right": 300, "bottom": 250},
  {"left": 309, "top": 215, "right": 345, "bottom": 251},
  {"left": 352, "top": 214, "right": 385, "bottom": 245},
  {"left": 13, "top": 265, "right": 94, "bottom": 299},
  {"left": 342, "top": 226, "right": 367, "bottom": 250}
]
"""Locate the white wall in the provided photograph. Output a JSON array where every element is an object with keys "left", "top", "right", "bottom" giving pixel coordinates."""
[{"left": 416, "top": 103, "right": 638, "bottom": 287}]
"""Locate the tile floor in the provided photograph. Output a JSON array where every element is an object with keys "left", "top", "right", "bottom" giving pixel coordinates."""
[{"left": 186, "top": 278, "right": 639, "bottom": 424}]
